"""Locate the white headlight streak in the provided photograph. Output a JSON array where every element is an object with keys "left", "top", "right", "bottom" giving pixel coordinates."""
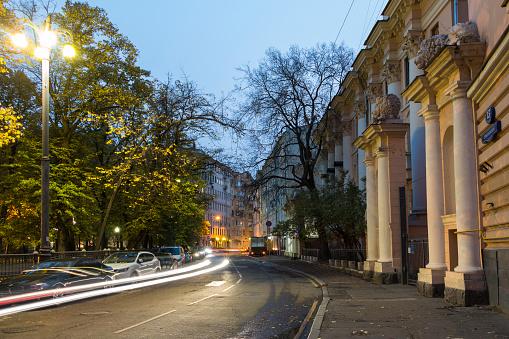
[{"left": 0, "top": 259, "right": 229, "bottom": 316}]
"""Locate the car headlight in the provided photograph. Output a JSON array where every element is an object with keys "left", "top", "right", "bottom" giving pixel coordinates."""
[
  {"left": 115, "top": 267, "right": 130, "bottom": 273},
  {"left": 29, "top": 283, "right": 49, "bottom": 290}
]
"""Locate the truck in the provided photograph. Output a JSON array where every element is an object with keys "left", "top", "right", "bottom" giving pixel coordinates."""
[{"left": 249, "top": 236, "right": 267, "bottom": 256}]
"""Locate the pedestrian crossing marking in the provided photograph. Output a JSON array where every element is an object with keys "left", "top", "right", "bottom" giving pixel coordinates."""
[{"left": 206, "top": 281, "right": 227, "bottom": 286}]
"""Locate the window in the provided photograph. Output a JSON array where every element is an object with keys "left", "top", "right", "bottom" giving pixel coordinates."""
[
  {"left": 404, "top": 57, "right": 410, "bottom": 87},
  {"left": 431, "top": 23, "right": 439, "bottom": 36}
]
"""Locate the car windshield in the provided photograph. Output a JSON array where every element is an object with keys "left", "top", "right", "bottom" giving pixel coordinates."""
[
  {"left": 31, "top": 260, "right": 76, "bottom": 269},
  {"left": 160, "top": 248, "right": 179, "bottom": 255},
  {"left": 103, "top": 253, "right": 137, "bottom": 264},
  {"left": 23, "top": 260, "right": 78, "bottom": 275}
]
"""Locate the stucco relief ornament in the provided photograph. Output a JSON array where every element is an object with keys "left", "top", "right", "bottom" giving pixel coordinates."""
[
  {"left": 353, "top": 101, "right": 365, "bottom": 119},
  {"left": 415, "top": 21, "right": 480, "bottom": 69},
  {"left": 371, "top": 94, "right": 401, "bottom": 123},
  {"left": 366, "top": 83, "right": 383, "bottom": 102}
]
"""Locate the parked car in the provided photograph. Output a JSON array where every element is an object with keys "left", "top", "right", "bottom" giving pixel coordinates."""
[
  {"left": 158, "top": 247, "right": 184, "bottom": 267},
  {"left": 103, "top": 252, "right": 160, "bottom": 279},
  {"left": 0, "top": 258, "right": 116, "bottom": 298},
  {"left": 153, "top": 252, "right": 178, "bottom": 270}
]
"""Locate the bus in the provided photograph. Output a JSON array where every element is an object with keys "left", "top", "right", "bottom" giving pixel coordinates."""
[{"left": 249, "top": 236, "right": 267, "bottom": 256}]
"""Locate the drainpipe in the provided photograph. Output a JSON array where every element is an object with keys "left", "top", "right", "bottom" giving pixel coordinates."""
[{"left": 453, "top": 0, "right": 458, "bottom": 25}]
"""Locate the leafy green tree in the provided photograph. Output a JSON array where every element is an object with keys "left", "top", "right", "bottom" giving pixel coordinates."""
[{"left": 280, "top": 173, "right": 366, "bottom": 259}]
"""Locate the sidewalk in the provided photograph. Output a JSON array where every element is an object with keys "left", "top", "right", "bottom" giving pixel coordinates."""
[{"left": 259, "top": 256, "right": 509, "bottom": 339}]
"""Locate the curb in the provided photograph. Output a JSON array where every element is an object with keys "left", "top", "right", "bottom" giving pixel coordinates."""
[{"left": 254, "top": 258, "right": 329, "bottom": 339}]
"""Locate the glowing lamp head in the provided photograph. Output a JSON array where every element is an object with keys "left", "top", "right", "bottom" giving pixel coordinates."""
[
  {"left": 12, "top": 33, "right": 28, "bottom": 48},
  {"left": 62, "top": 44, "right": 75, "bottom": 58},
  {"left": 114, "top": 227, "right": 120, "bottom": 233},
  {"left": 39, "top": 30, "right": 57, "bottom": 48}
]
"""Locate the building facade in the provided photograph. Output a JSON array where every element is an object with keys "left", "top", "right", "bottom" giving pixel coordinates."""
[
  {"left": 203, "top": 160, "right": 256, "bottom": 249},
  {"left": 230, "top": 171, "right": 256, "bottom": 250},
  {"left": 321, "top": 0, "right": 509, "bottom": 311}
]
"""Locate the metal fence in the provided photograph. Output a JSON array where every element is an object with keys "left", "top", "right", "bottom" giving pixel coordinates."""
[
  {"left": 0, "top": 250, "right": 127, "bottom": 280},
  {"left": 405, "top": 238, "right": 429, "bottom": 285},
  {"left": 330, "top": 248, "right": 366, "bottom": 262},
  {"left": 0, "top": 254, "right": 38, "bottom": 279},
  {"left": 301, "top": 248, "right": 319, "bottom": 257}
]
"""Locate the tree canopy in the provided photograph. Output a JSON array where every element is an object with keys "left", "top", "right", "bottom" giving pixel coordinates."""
[{"left": 0, "top": 1, "right": 233, "bottom": 252}]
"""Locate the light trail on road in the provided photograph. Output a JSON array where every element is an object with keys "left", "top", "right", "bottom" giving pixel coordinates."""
[
  {"left": 0, "top": 259, "right": 214, "bottom": 306},
  {"left": 0, "top": 259, "right": 230, "bottom": 317}
]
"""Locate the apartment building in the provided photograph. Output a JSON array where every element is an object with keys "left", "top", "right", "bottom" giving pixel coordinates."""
[{"left": 203, "top": 160, "right": 256, "bottom": 249}]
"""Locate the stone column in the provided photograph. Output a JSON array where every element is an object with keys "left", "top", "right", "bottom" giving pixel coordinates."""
[
  {"left": 375, "top": 147, "right": 391, "bottom": 263},
  {"left": 321, "top": 154, "right": 328, "bottom": 186},
  {"left": 327, "top": 140, "right": 335, "bottom": 177},
  {"left": 342, "top": 121, "right": 352, "bottom": 179},
  {"left": 449, "top": 86, "right": 483, "bottom": 273},
  {"left": 364, "top": 153, "right": 378, "bottom": 265},
  {"left": 422, "top": 106, "right": 447, "bottom": 269},
  {"left": 442, "top": 82, "right": 487, "bottom": 306},
  {"left": 356, "top": 103, "right": 366, "bottom": 191},
  {"left": 334, "top": 142, "right": 343, "bottom": 179},
  {"left": 417, "top": 104, "right": 446, "bottom": 297}
]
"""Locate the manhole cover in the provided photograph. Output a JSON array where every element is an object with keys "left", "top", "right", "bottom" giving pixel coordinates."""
[{"left": 81, "top": 311, "right": 110, "bottom": 315}]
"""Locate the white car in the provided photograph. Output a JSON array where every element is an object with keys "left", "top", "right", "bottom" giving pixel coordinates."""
[{"left": 103, "top": 251, "right": 160, "bottom": 279}]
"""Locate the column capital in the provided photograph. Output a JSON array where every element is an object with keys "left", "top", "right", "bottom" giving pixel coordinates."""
[
  {"left": 444, "top": 81, "right": 470, "bottom": 100},
  {"left": 380, "top": 60, "right": 401, "bottom": 84},
  {"left": 418, "top": 104, "right": 440, "bottom": 121},
  {"left": 374, "top": 147, "right": 388, "bottom": 158},
  {"left": 363, "top": 156, "right": 375, "bottom": 166},
  {"left": 353, "top": 100, "right": 366, "bottom": 120},
  {"left": 402, "top": 30, "right": 425, "bottom": 59},
  {"left": 342, "top": 120, "right": 352, "bottom": 136},
  {"left": 366, "top": 83, "right": 383, "bottom": 102}
]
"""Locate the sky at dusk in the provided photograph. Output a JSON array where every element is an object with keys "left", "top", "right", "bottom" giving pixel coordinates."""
[
  {"left": 52, "top": 0, "right": 390, "bottom": 153},
  {"left": 59, "top": 0, "right": 389, "bottom": 98}
]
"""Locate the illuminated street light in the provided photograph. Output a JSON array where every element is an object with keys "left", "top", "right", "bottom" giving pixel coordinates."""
[{"left": 12, "top": 17, "right": 75, "bottom": 260}]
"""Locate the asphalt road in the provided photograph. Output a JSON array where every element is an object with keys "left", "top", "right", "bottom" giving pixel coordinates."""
[{"left": 0, "top": 254, "right": 320, "bottom": 338}]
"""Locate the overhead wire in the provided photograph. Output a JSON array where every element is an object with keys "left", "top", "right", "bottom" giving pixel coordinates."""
[
  {"left": 357, "top": 0, "right": 387, "bottom": 50},
  {"left": 333, "top": 0, "right": 355, "bottom": 45},
  {"left": 358, "top": 0, "right": 374, "bottom": 51}
]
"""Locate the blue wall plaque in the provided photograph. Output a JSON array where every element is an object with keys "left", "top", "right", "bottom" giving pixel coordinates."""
[
  {"left": 486, "top": 106, "right": 496, "bottom": 124},
  {"left": 482, "top": 120, "right": 502, "bottom": 144}
]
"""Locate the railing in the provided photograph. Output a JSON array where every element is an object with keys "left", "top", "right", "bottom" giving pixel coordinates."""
[
  {"left": 405, "top": 238, "right": 428, "bottom": 285},
  {"left": 0, "top": 250, "right": 129, "bottom": 280},
  {"left": 0, "top": 254, "right": 38, "bottom": 280},
  {"left": 301, "top": 248, "right": 319, "bottom": 257},
  {"left": 330, "top": 248, "right": 366, "bottom": 262}
]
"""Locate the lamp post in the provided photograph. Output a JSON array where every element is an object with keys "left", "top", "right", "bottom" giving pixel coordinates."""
[
  {"left": 114, "top": 227, "right": 120, "bottom": 249},
  {"left": 12, "top": 17, "right": 75, "bottom": 260}
]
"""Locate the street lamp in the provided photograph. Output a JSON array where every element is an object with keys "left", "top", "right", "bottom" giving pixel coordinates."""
[
  {"left": 12, "top": 17, "right": 75, "bottom": 260},
  {"left": 114, "top": 227, "right": 121, "bottom": 249}
]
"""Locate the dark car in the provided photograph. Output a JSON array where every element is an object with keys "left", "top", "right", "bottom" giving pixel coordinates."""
[
  {"left": 0, "top": 258, "right": 115, "bottom": 300},
  {"left": 153, "top": 252, "right": 178, "bottom": 270},
  {"left": 158, "top": 246, "right": 184, "bottom": 267}
]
